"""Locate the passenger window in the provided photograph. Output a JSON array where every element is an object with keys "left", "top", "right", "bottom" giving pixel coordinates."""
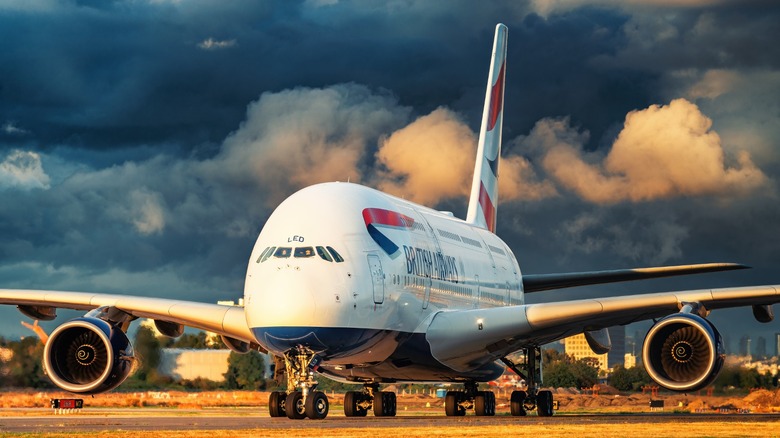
[
  {"left": 294, "top": 247, "right": 315, "bottom": 258},
  {"left": 261, "top": 246, "right": 276, "bottom": 263},
  {"left": 274, "top": 247, "right": 292, "bottom": 258},
  {"left": 316, "top": 246, "right": 333, "bottom": 262},
  {"left": 327, "top": 246, "right": 344, "bottom": 263}
]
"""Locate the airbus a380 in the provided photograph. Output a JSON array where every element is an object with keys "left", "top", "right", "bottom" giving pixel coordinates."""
[{"left": 1, "top": 23, "right": 778, "bottom": 420}]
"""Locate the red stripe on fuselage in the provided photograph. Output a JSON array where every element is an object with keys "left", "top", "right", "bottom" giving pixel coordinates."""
[
  {"left": 487, "top": 63, "right": 505, "bottom": 132},
  {"left": 362, "top": 208, "right": 415, "bottom": 228},
  {"left": 478, "top": 183, "right": 496, "bottom": 233}
]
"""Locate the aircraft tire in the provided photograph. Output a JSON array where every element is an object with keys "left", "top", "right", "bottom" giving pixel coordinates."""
[
  {"left": 345, "top": 391, "right": 368, "bottom": 417},
  {"left": 373, "top": 391, "right": 397, "bottom": 417},
  {"left": 445, "top": 391, "right": 466, "bottom": 417},
  {"left": 536, "top": 390, "right": 554, "bottom": 417},
  {"left": 305, "top": 391, "right": 329, "bottom": 420},
  {"left": 475, "top": 391, "right": 496, "bottom": 416},
  {"left": 285, "top": 391, "right": 306, "bottom": 420},
  {"left": 510, "top": 390, "right": 527, "bottom": 416},
  {"left": 268, "top": 391, "right": 286, "bottom": 417}
]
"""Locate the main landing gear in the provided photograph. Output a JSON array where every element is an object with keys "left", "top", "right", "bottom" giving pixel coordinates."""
[
  {"left": 443, "top": 381, "right": 497, "bottom": 416},
  {"left": 268, "top": 347, "right": 330, "bottom": 420},
  {"left": 344, "top": 383, "right": 397, "bottom": 417},
  {"left": 501, "top": 346, "right": 554, "bottom": 417}
]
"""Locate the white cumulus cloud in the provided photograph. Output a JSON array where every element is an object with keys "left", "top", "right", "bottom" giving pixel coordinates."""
[
  {"left": 532, "top": 99, "right": 768, "bottom": 204},
  {"left": 0, "top": 150, "right": 50, "bottom": 190}
]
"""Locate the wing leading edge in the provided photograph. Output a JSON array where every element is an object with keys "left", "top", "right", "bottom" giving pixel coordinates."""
[
  {"left": 426, "top": 284, "right": 780, "bottom": 372},
  {"left": 522, "top": 262, "right": 748, "bottom": 293},
  {"left": 0, "top": 289, "right": 254, "bottom": 344}
]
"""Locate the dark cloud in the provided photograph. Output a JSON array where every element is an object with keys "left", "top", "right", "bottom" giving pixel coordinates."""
[{"left": 1, "top": 1, "right": 779, "bottom": 350}]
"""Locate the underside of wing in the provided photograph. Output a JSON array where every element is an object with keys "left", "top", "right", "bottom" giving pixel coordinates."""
[
  {"left": 522, "top": 262, "right": 748, "bottom": 293},
  {"left": 0, "top": 288, "right": 259, "bottom": 395},
  {"left": 426, "top": 284, "right": 780, "bottom": 373},
  {"left": 0, "top": 288, "right": 254, "bottom": 344}
]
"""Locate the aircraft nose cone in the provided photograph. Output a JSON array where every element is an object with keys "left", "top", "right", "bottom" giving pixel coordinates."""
[{"left": 249, "top": 272, "right": 317, "bottom": 327}]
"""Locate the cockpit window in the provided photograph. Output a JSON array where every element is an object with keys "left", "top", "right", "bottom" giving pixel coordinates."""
[
  {"left": 316, "top": 246, "right": 333, "bottom": 262},
  {"left": 263, "top": 245, "right": 343, "bottom": 262},
  {"left": 274, "top": 247, "right": 292, "bottom": 258},
  {"left": 260, "top": 246, "right": 276, "bottom": 263},
  {"left": 256, "top": 247, "right": 271, "bottom": 263},
  {"left": 294, "top": 247, "right": 315, "bottom": 258},
  {"left": 327, "top": 246, "right": 344, "bottom": 263}
]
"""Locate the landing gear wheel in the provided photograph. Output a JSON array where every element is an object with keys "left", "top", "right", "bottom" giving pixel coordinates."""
[
  {"left": 536, "top": 390, "right": 554, "bottom": 417},
  {"left": 305, "top": 391, "right": 329, "bottom": 420},
  {"left": 475, "top": 391, "right": 496, "bottom": 416},
  {"left": 268, "top": 391, "right": 286, "bottom": 417},
  {"left": 445, "top": 391, "right": 466, "bottom": 417},
  {"left": 510, "top": 390, "right": 527, "bottom": 416},
  {"left": 285, "top": 391, "right": 306, "bottom": 420},
  {"left": 373, "top": 391, "right": 397, "bottom": 417},
  {"left": 344, "top": 391, "right": 368, "bottom": 417}
]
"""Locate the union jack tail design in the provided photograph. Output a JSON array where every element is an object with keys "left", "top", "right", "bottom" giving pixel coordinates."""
[{"left": 466, "top": 23, "right": 507, "bottom": 234}]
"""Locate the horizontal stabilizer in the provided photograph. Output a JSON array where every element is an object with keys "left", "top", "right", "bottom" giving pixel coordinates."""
[{"left": 522, "top": 263, "right": 748, "bottom": 293}]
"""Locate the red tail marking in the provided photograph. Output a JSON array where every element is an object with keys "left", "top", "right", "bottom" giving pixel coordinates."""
[
  {"left": 487, "top": 62, "right": 505, "bottom": 132},
  {"left": 478, "top": 183, "right": 496, "bottom": 233}
]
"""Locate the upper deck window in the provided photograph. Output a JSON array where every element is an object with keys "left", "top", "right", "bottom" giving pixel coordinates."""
[
  {"left": 294, "top": 247, "right": 315, "bottom": 258},
  {"left": 274, "top": 247, "right": 292, "bottom": 258}
]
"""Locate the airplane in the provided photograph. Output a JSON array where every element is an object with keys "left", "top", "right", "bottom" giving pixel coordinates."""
[{"left": 1, "top": 23, "right": 779, "bottom": 420}]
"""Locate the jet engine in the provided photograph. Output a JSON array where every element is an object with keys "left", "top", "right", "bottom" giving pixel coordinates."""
[
  {"left": 43, "top": 317, "right": 134, "bottom": 395},
  {"left": 642, "top": 312, "right": 724, "bottom": 392}
]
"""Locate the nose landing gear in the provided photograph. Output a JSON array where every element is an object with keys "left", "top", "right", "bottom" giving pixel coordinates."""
[{"left": 268, "top": 346, "right": 329, "bottom": 420}]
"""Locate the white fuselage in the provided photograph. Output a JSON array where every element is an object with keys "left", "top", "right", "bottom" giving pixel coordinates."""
[{"left": 243, "top": 182, "right": 523, "bottom": 382}]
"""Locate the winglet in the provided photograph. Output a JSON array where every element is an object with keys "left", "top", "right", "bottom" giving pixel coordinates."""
[{"left": 466, "top": 23, "right": 508, "bottom": 233}]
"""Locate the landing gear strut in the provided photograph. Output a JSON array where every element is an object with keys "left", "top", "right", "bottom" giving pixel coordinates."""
[
  {"left": 501, "top": 346, "right": 554, "bottom": 417},
  {"left": 344, "top": 383, "right": 397, "bottom": 417},
  {"left": 443, "top": 381, "right": 496, "bottom": 416},
  {"left": 268, "top": 347, "right": 329, "bottom": 420}
]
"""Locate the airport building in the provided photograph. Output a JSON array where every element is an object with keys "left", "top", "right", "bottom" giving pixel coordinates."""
[
  {"left": 563, "top": 326, "right": 626, "bottom": 372},
  {"left": 158, "top": 349, "right": 232, "bottom": 381}
]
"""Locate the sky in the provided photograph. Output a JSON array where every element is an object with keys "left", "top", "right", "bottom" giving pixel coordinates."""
[{"left": 1, "top": 0, "right": 779, "bottom": 354}]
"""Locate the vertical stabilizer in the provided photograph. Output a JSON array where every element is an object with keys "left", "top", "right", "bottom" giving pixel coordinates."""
[{"left": 466, "top": 23, "right": 507, "bottom": 233}]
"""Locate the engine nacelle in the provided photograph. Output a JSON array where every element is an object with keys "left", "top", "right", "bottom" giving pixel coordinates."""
[
  {"left": 642, "top": 313, "right": 724, "bottom": 392},
  {"left": 43, "top": 317, "right": 134, "bottom": 395}
]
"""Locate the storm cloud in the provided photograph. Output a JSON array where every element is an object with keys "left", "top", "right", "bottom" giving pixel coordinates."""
[{"left": 0, "top": 1, "right": 779, "bottom": 351}]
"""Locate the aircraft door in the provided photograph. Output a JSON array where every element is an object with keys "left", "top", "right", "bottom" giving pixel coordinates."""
[
  {"left": 367, "top": 254, "right": 385, "bottom": 304},
  {"left": 423, "top": 277, "right": 431, "bottom": 309},
  {"left": 474, "top": 275, "right": 480, "bottom": 309}
]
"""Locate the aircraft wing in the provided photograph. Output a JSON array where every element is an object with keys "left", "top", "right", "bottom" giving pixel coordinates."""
[
  {"left": 522, "top": 262, "right": 748, "bottom": 293},
  {"left": 426, "top": 284, "right": 780, "bottom": 372},
  {"left": 0, "top": 289, "right": 255, "bottom": 344}
]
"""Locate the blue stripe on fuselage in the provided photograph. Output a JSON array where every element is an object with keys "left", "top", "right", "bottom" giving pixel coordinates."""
[
  {"left": 253, "top": 326, "right": 396, "bottom": 359},
  {"left": 252, "top": 326, "right": 505, "bottom": 383}
]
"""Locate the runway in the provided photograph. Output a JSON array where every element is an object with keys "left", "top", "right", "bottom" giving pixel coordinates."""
[{"left": 2, "top": 408, "right": 780, "bottom": 434}]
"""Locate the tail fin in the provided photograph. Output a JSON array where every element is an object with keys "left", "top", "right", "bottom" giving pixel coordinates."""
[{"left": 466, "top": 24, "right": 507, "bottom": 233}]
